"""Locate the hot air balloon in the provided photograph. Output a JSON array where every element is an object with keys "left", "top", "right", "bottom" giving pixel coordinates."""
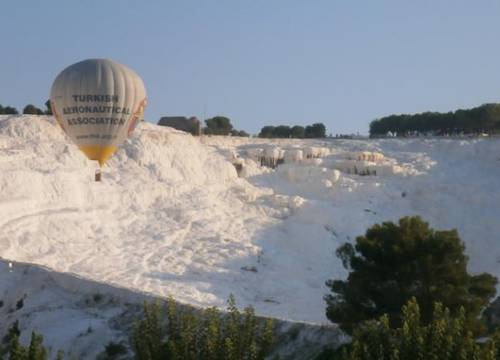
[{"left": 50, "top": 59, "right": 146, "bottom": 180}]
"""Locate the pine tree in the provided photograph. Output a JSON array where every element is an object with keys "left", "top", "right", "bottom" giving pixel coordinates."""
[
  {"left": 203, "top": 307, "right": 222, "bottom": 359},
  {"left": 44, "top": 100, "right": 52, "bottom": 115},
  {"left": 9, "top": 333, "right": 28, "bottom": 360},
  {"left": 133, "top": 296, "right": 274, "bottom": 360},
  {"left": 241, "top": 306, "right": 257, "bottom": 357},
  {"left": 259, "top": 319, "right": 274, "bottom": 360},
  {"left": 27, "top": 332, "right": 47, "bottom": 360},
  {"left": 133, "top": 301, "right": 167, "bottom": 360},
  {"left": 225, "top": 294, "right": 241, "bottom": 360},
  {"left": 325, "top": 216, "right": 497, "bottom": 334}
]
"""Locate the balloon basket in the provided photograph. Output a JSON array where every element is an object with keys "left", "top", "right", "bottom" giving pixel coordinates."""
[{"left": 95, "top": 169, "right": 102, "bottom": 182}]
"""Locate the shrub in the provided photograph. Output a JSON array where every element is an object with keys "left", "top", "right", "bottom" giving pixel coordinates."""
[
  {"left": 16, "top": 298, "right": 24, "bottom": 310},
  {"left": 133, "top": 295, "right": 274, "bottom": 360},
  {"left": 104, "top": 341, "right": 128, "bottom": 358},
  {"left": 325, "top": 216, "right": 497, "bottom": 334},
  {"left": 93, "top": 293, "right": 104, "bottom": 303},
  {"left": 335, "top": 298, "right": 499, "bottom": 360}
]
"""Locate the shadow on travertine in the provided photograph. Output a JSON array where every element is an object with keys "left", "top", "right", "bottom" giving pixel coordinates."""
[{"left": 0, "top": 259, "right": 345, "bottom": 359}]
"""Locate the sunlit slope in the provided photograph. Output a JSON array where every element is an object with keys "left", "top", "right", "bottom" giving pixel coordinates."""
[
  {"left": 1, "top": 115, "right": 500, "bottom": 324},
  {"left": 0, "top": 115, "right": 332, "bottom": 323}
]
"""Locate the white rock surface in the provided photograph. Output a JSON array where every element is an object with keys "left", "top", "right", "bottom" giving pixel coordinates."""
[{"left": 2, "top": 115, "right": 500, "bottom": 328}]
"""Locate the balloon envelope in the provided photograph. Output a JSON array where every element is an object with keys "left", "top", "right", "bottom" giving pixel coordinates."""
[{"left": 50, "top": 59, "right": 146, "bottom": 166}]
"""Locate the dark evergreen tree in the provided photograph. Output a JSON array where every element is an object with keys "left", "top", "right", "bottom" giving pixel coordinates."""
[
  {"left": 0, "top": 325, "right": 50, "bottom": 360},
  {"left": 133, "top": 296, "right": 274, "bottom": 360},
  {"left": 133, "top": 301, "right": 166, "bottom": 360},
  {"left": 44, "top": 100, "right": 52, "bottom": 115},
  {"left": 27, "top": 332, "right": 47, "bottom": 360},
  {"left": 8, "top": 333, "right": 27, "bottom": 360},
  {"left": 325, "top": 216, "right": 497, "bottom": 335}
]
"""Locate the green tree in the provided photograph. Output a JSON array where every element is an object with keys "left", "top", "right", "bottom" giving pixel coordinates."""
[
  {"left": 325, "top": 216, "right": 497, "bottom": 335},
  {"left": 133, "top": 296, "right": 274, "bottom": 360},
  {"left": 290, "top": 125, "right": 305, "bottom": 138},
  {"left": 8, "top": 333, "right": 27, "bottom": 360},
  {"left": 44, "top": 100, "right": 52, "bottom": 115},
  {"left": 258, "top": 126, "right": 275, "bottom": 138},
  {"left": 273, "top": 125, "right": 291, "bottom": 138},
  {"left": 0, "top": 323, "right": 50, "bottom": 360},
  {"left": 27, "top": 332, "right": 47, "bottom": 360},
  {"left": 305, "top": 123, "right": 326, "bottom": 138},
  {"left": 1, "top": 321, "right": 20, "bottom": 357},
  {"left": 3, "top": 106, "right": 19, "bottom": 114},
  {"left": 336, "top": 298, "right": 498, "bottom": 360},
  {"left": 133, "top": 301, "right": 167, "bottom": 360},
  {"left": 204, "top": 116, "right": 233, "bottom": 135},
  {"left": 369, "top": 103, "right": 500, "bottom": 136},
  {"left": 23, "top": 104, "right": 44, "bottom": 115},
  {"left": 230, "top": 129, "right": 250, "bottom": 137}
]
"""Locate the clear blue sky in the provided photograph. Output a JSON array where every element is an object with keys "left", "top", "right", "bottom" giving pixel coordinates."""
[{"left": 1, "top": 1, "right": 500, "bottom": 135}]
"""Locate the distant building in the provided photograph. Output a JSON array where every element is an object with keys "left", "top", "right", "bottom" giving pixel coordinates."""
[{"left": 158, "top": 116, "right": 202, "bottom": 136}]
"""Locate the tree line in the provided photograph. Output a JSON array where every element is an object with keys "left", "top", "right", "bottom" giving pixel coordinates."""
[
  {"left": 0, "top": 104, "right": 253, "bottom": 137},
  {"left": 369, "top": 103, "right": 500, "bottom": 137},
  {"left": 0, "top": 101, "right": 52, "bottom": 115},
  {"left": 258, "top": 123, "right": 327, "bottom": 138},
  {"left": 203, "top": 118, "right": 327, "bottom": 138},
  {"left": 3, "top": 102, "right": 330, "bottom": 139}
]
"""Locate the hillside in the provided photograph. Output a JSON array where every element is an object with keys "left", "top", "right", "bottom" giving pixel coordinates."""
[{"left": 1, "top": 115, "right": 500, "bottom": 327}]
